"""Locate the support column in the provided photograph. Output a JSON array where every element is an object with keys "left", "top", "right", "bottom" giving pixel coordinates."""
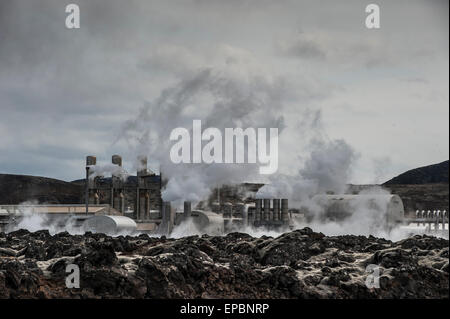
[
  {"left": 145, "top": 193, "right": 150, "bottom": 220},
  {"left": 136, "top": 188, "right": 140, "bottom": 220},
  {"left": 120, "top": 192, "right": 125, "bottom": 214},
  {"left": 110, "top": 187, "right": 114, "bottom": 208},
  {"left": 85, "top": 156, "right": 96, "bottom": 214}
]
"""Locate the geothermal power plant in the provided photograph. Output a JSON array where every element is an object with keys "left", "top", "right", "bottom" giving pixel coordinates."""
[
  {"left": 0, "top": 155, "right": 448, "bottom": 238},
  {"left": 83, "top": 154, "right": 295, "bottom": 235}
]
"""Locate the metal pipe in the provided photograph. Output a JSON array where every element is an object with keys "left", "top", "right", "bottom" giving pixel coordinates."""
[
  {"left": 139, "top": 191, "right": 147, "bottom": 220},
  {"left": 263, "top": 199, "right": 270, "bottom": 221},
  {"left": 255, "top": 199, "right": 262, "bottom": 221},
  {"left": 163, "top": 202, "right": 174, "bottom": 233},
  {"left": 120, "top": 192, "right": 125, "bottom": 214},
  {"left": 184, "top": 201, "right": 192, "bottom": 218},
  {"left": 422, "top": 210, "right": 425, "bottom": 226},
  {"left": 434, "top": 210, "right": 439, "bottom": 231},
  {"left": 281, "top": 199, "right": 289, "bottom": 224},
  {"left": 111, "top": 187, "right": 114, "bottom": 208},
  {"left": 145, "top": 193, "right": 150, "bottom": 220},
  {"left": 85, "top": 156, "right": 96, "bottom": 215},
  {"left": 241, "top": 204, "right": 248, "bottom": 227},
  {"left": 85, "top": 166, "right": 89, "bottom": 215},
  {"left": 162, "top": 202, "right": 170, "bottom": 223},
  {"left": 136, "top": 188, "right": 140, "bottom": 220},
  {"left": 160, "top": 201, "right": 172, "bottom": 235},
  {"left": 273, "top": 199, "right": 280, "bottom": 221},
  {"left": 442, "top": 210, "right": 446, "bottom": 230}
]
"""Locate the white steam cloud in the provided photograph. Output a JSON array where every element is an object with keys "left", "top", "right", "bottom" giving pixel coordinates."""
[
  {"left": 118, "top": 52, "right": 354, "bottom": 209},
  {"left": 88, "top": 163, "right": 130, "bottom": 181},
  {"left": 6, "top": 201, "right": 82, "bottom": 235}
]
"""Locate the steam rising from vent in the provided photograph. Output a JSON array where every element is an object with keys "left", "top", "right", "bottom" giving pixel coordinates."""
[
  {"left": 6, "top": 201, "right": 82, "bottom": 235},
  {"left": 88, "top": 163, "right": 130, "bottom": 181},
  {"left": 302, "top": 186, "right": 394, "bottom": 237},
  {"left": 256, "top": 139, "right": 358, "bottom": 208},
  {"left": 117, "top": 58, "right": 356, "bottom": 208}
]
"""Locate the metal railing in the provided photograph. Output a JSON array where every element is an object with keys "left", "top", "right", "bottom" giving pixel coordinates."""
[
  {"left": 0, "top": 204, "right": 111, "bottom": 215},
  {"left": 406, "top": 210, "right": 449, "bottom": 232}
]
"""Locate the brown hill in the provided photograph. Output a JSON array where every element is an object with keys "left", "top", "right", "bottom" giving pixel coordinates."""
[
  {"left": 0, "top": 174, "right": 83, "bottom": 204},
  {"left": 384, "top": 160, "right": 449, "bottom": 185}
]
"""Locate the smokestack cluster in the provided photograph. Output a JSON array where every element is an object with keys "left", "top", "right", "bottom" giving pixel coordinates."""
[
  {"left": 85, "top": 154, "right": 162, "bottom": 221},
  {"left": 253, "top": 198, "right": 289, "bottom": 225}
]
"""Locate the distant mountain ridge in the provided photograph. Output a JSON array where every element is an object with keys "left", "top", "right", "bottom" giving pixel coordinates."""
[
  {"left": 384, "top": 160, "right": 449, "bottom": 185},
  {"left": 0, "top": 174, "right": 83, "bottom": 205},
  {"left": 0, "top": 160, "right": 448, "bottom": 205}
]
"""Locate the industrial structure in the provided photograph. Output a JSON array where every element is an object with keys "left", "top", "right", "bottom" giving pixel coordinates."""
[
  {"left": 82, "top": 155, "right": 294, "bottom": 235},
  {"left": 0, "top": 154, "right": 447, "bottom": 237},
  {"left": 0, "top": 204, "right": 120, "bottom": 232},
  {"left": 85, "top": 155, "right": 162, "bottom": 220},
  {"left": 310, "top": 194, "right": 405, "bottom": 226}
]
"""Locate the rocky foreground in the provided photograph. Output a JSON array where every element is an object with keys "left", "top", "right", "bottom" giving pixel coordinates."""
[{"left": 0, "top": 228, "right": 448, "bottom": 299}]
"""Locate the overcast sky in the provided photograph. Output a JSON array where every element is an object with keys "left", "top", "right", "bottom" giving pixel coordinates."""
[{"left": 0, "top": 0, "right": 448, "bottom": 183}]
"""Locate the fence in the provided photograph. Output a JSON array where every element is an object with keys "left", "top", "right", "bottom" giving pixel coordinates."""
[{"left": 405, "top": 210, "right": 449, "bottom": 232}]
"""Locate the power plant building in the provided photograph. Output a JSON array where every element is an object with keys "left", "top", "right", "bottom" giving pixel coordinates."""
[{"left": 86, "top": 155, "right": 163, "bottom": 221}]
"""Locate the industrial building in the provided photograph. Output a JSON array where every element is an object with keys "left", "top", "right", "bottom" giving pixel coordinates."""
[
  {"left": 0, "top": 204, "right": 120, "bottom": 232},
  {"left": 85, "top": 155, "right": 162, "bottom": 221},
  {"left": 2, "top": 154, "right": 446, "bottom": 237},
  {"left": 83, "top": 155, "right": 294, "bottom": 235}
]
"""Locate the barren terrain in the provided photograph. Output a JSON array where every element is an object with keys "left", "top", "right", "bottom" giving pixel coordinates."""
[{"left": 0, "top": 228, "right": 448, "bottom": 299}]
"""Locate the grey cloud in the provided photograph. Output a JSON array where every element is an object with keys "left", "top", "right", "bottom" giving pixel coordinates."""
[
  {"left": 0, "top": 0, "right": 448, "bottom": 186},
  {"left": 277, "top": 33, "right": 327, "bottom": 60}
]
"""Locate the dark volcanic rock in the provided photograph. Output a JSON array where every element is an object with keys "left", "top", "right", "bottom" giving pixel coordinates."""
[{"left": 0, "top": 228, "right": 448, "bottom": 299}]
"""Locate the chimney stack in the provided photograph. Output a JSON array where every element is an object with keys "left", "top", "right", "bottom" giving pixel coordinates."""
[
  {"left": 184, "top": 201, "right": 192, "bottom": 218},
  {"left": 281, "top": 199, "right": 289, "bottom": 224},
  {"left": 255, "top": 199, "right": 262, "bottom": 222},
  {"left": 112, "top": 154, "right": 122, "bottom": 167},
  {"left": 85, "top": 156, "right": 96, "bottom": 214},
  {"left": 273, "top": 199, "right": 280, "bottom": 221},
  {"left": 86, "top": 155, "right": 96, "bottom": 167},
  {"left": 137, "top": 155, "right": 148, "bottom": 176}
]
